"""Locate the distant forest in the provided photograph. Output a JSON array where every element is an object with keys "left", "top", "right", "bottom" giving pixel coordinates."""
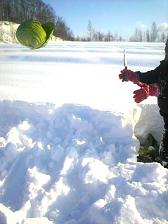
[
  {"left": 0, "top": 0, "right": 74, "bottom": 40},
  {"left": 0, "top": 0, "right": 167, "bottom": 42},
  {"left": 80, "top": 20, "right": 167, "bottom": 42}
]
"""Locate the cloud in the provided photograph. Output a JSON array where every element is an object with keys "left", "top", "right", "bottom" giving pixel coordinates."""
[
  {"left": 135, "top": 22, "right": 147, "bottom": 30},
  {"left": 158, "top": 22, "right": 168, "bottom": 31}
]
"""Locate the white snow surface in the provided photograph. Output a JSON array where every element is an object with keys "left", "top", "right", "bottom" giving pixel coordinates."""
[{"left": 0, "top": 41, "right": 168, "bottom": 224}]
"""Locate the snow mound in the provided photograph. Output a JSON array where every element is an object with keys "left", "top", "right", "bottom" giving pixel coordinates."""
[{"left": 0, "top": 101, "right": 168, "bottom": 224}]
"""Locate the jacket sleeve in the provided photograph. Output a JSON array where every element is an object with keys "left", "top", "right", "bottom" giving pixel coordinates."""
[{"left": 136, "top": 64, "right": 162, "bottom": 84}]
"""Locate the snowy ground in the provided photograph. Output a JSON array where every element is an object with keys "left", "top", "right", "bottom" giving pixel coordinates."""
[{"left": 0, "top": 41, "right": 168, "bottom": 224}]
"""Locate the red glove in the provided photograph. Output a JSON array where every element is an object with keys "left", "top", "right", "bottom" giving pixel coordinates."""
[
  {"left": 119, "top": 69, "right": 139, "bottom": 84},
  {"left": 133, "top": 84, "right": 160, "bottom": 103}
]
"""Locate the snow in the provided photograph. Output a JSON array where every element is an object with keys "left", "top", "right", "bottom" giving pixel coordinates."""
[
  {"left": 0, "top": 41, "right": 168, "bottom": 224},
  {"left": 0, "top": 21, "right": 19, "bottom": 43}
]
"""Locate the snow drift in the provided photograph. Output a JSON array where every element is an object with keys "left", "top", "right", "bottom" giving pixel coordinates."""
[{"left": 0, "top": 101, "right": 167, "bottom": 224}]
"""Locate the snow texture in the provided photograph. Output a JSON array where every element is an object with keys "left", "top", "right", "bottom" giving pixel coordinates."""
[{"left": 0, "top": 42, "right": 167, "bottom": 224}]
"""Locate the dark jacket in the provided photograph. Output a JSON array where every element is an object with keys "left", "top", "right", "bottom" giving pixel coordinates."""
[{"left": 137, "top": 60, "right": 168, "bottom": 114}]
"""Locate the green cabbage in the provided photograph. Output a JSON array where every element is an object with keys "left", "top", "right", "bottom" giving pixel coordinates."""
[{"left": 16, "top": 20, "right": 54, "bottom": 49}]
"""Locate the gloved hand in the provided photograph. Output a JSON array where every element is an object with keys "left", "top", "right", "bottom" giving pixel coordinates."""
[
  {"left": 119, "top": 69, "right": 139, "bottom": 84},
  {"left": 133, "top": 84, "right": 160, "bottom": 103}
]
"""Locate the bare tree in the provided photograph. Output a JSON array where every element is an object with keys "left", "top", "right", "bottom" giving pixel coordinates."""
[
  {"left": 150, "top": 22, "right": 158, "bottom": 42},
  {"left": 54, "top": 16, "right": 74, "bottom": 40},
  {"left": 160, "top": 32, "right": 167, "bottom": 42},
  {"left": 87, "top": 20, "right": 94, "bottom": 41},
  {"left": 146, "top": 29, "right": 150, "bottom": 42},
  {"left": 104, "top": 32, "right": 113, "bottom": 42},
  {"left": 0, "top": 0, "right": 55, "bottom": 23}
]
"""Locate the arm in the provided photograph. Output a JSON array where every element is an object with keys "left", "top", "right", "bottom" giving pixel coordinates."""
[
  {"left": 119, "top": 63, "right": 163, "bottom": 85},
  {"left": 137, "top": 63, "right": 163, "bottom": 84}
]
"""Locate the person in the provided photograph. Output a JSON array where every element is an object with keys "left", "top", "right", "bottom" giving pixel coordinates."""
[{"left": 119, "top": 39, "right": 168, "bottom": 168}]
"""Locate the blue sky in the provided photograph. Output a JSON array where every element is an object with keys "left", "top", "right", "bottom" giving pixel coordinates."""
[{"left": 44, "top": 0, "right": 168, "bottom": 38}]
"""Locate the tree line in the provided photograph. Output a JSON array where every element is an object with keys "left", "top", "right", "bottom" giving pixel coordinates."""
[
  {"left": 75, "top": 20, "right": 167, "bottom": 42},
  {"left": 0, "top": 0, "right": 74, "bottom": 40},
  {"left": 130, "top": 22, "right": 167, "bottom": 42}
]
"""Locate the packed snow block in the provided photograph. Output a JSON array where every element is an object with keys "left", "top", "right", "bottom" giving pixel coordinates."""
[
  {"left": 0, "top": 200, "right": 52, "bottom": 224},
  {"left": 0, "top": 203, "right": 16, "bottom": 224},
  {"left": 134, "top": 104, "right": 164, "bottom": 144},
  {"left": 23, "top": 217, "right": 53, "bottom": 224}
]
